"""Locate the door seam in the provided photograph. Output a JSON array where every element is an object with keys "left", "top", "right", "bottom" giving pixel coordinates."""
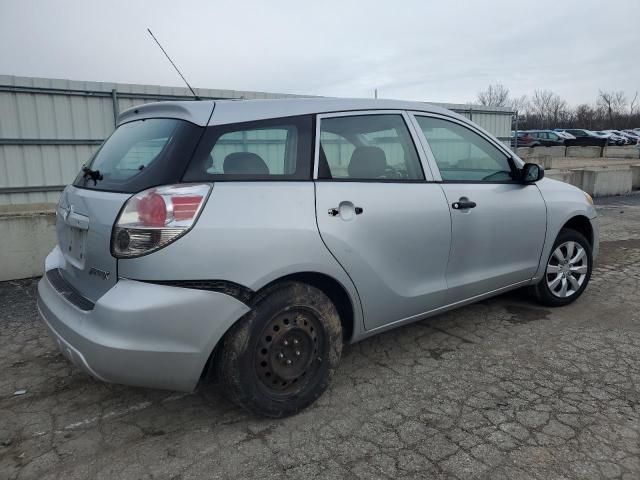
[
  {"left": 312, "top": 181, "right": 366, "bottom": 333},
  {"left": 437, "top": 183, "right": 454, "bottom": 295}
]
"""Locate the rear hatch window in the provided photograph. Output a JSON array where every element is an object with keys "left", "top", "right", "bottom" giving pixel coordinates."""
[
  {"left": 73, "top": 118, "right": 203, "bottom": 193},
  {"left": 58, "top": 118, "right": 202, "bottom": 301}
]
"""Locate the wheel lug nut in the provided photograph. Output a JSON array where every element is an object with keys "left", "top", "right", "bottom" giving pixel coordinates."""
[
  {"left": 286, "top": 359, "right": 292, "bottom": 365},
  {"left": 278, "top": 353, "right": 284, "bottom": 359},
  {"left": 295, "top": 350, "right": 300, "bottom": 356},
  {"left": 293, "top": 339, "right": 299, "bottom": 345},
  {"left": 283, "top": 340, "right": 288, "bottom": 346}
]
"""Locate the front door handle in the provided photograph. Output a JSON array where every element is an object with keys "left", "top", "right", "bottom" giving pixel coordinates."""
[{"left": 452, "top": 200, "right": 477, "bottom": 210}]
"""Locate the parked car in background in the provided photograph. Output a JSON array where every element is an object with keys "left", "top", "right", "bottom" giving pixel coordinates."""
[
  {"left": 511, "top": 131, "right": 540, "bottom": 148},
  {"left": 561, "top": 129, "right": 607, "bottom": 147},
  {"left": 37, "top": 98, "right": 599, "bottom": 417},
  {"left": 594, "top": 131, "right": 623, "bottom": 146},
  {"left": 609, "top": 130, "right": 638, "bottom": 145},
  {"left": 601, "top": 130, "right": 630, "bottom": 145},
  {"left": 554, "top": 130, "right": 576, "bottom": 140},
  {"left": 622, "top": 130, "right": 640, "bottom": 144},
  {"left": 527, "top": 130, "right": 565, "bottom": 146}
]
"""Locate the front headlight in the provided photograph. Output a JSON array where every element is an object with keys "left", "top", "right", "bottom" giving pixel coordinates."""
[{"left": 583, "top": 191, "right": 593, "bottom": 205}]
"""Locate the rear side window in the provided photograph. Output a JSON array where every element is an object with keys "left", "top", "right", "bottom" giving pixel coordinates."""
[
  {"left": 73, "top": 118, "right": 203, "bottom": 193},
  {"left": 184, "top": 115, "right": 312, "bottom": 181},
  {"left": 318, "top": 114, "right": 424, "bottom": 181}
]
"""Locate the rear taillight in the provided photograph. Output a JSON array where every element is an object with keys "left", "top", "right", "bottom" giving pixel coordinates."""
[{"left": 111, "top": 184, "right": 211, "bottom": 258}]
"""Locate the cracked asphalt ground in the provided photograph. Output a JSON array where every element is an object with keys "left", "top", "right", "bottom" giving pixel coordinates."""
[{"left": 2, "top": 195, "right": 640, "bottom": 480}]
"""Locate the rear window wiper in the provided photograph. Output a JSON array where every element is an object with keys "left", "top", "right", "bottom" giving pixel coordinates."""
[{"left": 82, "top": 166, "right": 103, "bottom": 185}]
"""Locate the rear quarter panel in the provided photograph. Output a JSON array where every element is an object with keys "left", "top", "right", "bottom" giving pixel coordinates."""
[
  {"left": 117, "top": 182, "right": 365, "bottom": 337},
  {"left": 533, "top": 177, "right": 598, "bottom": 282}
]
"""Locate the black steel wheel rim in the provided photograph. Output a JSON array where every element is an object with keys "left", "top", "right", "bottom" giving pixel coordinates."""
[{"left": 255, "top": 307, "right": 324, "bottom": 395}]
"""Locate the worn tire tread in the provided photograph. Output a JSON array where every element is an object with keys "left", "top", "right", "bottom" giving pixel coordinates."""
[{"left": 216, "top": 281, "right": 342, "bottom": 417}]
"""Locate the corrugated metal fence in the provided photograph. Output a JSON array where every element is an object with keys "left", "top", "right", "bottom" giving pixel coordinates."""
[
  {"left": 0, "top": 75, "right": 304, "bottom": 205},
  {"left": 0, "top": 75, "right": 514, "bottom": 205}
]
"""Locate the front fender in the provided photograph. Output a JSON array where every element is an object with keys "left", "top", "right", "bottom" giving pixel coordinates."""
[{"left": 532, "top": 178, "right": 598, "bottom": 282}]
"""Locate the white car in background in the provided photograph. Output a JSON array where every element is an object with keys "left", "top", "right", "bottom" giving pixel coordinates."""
[
  {"left": 608, "top": 130, "right": 638, "bottom": 145},
  {"left": 597, "top": 131, "right": 625, "bottom": 146},
  {"left": 554, "top": 130, "right": 576, "bottom": 140},
  {"left": 622, "top": 130, "right": 640, "bottom": 144}
]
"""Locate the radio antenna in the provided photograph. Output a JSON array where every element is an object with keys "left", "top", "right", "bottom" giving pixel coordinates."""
[{"left": 147, "top": 28, "right": 200, "bottom": 100}]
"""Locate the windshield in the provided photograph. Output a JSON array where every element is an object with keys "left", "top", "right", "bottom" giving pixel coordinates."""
[{"left": 73, "top": 118, "right": 203, "bottom": 192}]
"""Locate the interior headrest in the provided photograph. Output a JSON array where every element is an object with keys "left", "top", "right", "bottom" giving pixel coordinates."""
[
  {"left": 205, "top": 155, "right": 214, "bottom": 171},
  {"left": 348, "top": 146, "right": 387, "bottom": 179},
  {"left": 223, "top": 152, "right": 269, "bottom": 175}
]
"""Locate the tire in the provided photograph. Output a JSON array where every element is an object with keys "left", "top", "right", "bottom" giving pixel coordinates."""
[
  {"left": 215, "top": 281, "right": 342, "bottom": 417},
  {"left": 531, "top": 228, "right": 593, "bottom": 307}
]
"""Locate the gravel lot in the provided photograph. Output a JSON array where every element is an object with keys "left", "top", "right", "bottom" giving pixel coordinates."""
[{"left": 1, "top": 194, "right": 640, "bottom": 480}]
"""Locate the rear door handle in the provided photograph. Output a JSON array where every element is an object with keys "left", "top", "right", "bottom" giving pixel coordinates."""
[
  {"left": 452, "top": 201, "right": 476, "bottom": 210},
  {"left": 328, "top": 206, "right": 364, "bottom": 216}
]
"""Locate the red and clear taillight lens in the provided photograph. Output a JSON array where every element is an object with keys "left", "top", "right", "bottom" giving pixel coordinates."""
[{"left": 111, "top": 184, "right": 211, "bottom": 258}]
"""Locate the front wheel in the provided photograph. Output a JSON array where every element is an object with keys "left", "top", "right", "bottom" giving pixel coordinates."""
[
  {"left": 215, "top": 281, "right": 342, "bottom": 417},
  {"left": 531, "top": 228, "right": 593, "bottom": 307}
]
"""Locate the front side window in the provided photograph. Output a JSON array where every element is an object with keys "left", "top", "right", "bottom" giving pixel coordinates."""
[
  {"left": 318, "top": 114, "right": 424, "bottom": 181},
  {"left": 184, "top": 115, "right": 312, "bottom": 181},
  {"left": 415, "top": 116, "right": 514, "bottom": 182}
]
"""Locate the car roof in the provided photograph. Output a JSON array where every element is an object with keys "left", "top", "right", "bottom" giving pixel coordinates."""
[{"left": 117, "top": 97, "right": 470, "bottom": 127}]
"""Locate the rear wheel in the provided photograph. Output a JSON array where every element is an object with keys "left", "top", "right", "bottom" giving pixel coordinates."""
[
  {"left": 531, "top": 228, "right": 593, "bottom": 307},
  {"left": 216, "top": 281, "right": 342, "bottom": 417}
]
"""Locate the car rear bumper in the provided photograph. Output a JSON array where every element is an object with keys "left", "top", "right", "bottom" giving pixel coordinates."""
[{"left": 37, "top": 249, "right": 251, "bottom": 392}]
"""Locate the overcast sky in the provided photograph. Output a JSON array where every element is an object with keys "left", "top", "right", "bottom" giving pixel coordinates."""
[{"left": 1, "top": 0, "right": 638, "bottom": 105}]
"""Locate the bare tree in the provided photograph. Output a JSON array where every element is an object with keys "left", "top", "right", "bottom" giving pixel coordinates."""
[
  {"left": 630, "top": 91, "right": 639, "bottom": 116},
  {"left": 531, "top": 90, "right": 554, "bottom": 128},
  {"left": 549, "top": 95, "right": 569, "bottom": 126},
  {"left": 597, "top": 90, "right": 627, "bottom": 126},
  {"left": 574, "top": 104, "right": 597, "bottom": 129},
  {"left": 510, "top": 94, "right": 529, "bottom": 114},
  {"left": 474, "top": 85, "right": 637, "bottom": 130},
  {"left": 477, "top": 84, "right": 510, "bottom": 107}
]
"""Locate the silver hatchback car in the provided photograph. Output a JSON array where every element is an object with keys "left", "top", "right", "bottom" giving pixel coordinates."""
[{"left": 38, "top": 98, "right": 598, "bottom": 417}]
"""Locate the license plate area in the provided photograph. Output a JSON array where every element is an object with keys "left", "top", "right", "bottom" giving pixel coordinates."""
[{"left": 65, "top": 226, "right": 87, "bottom": 267}]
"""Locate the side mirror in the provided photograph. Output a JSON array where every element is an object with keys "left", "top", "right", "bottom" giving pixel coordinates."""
[{"left": 521, "top": 163, "right": 544, "bottom": 183}]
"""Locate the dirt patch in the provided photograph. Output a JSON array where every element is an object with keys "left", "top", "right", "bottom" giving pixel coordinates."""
[
  {"left": 505, "top": 304, "right": 551, "bottom": 324},
  {"left": 596, "top": 239, "right": 640, "bottom": 266}
]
